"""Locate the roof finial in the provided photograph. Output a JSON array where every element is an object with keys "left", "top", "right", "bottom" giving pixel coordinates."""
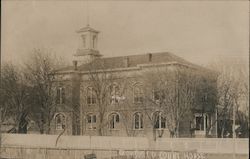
[{"left": 86, "top": 0, "right": 90, "bottom": 27}]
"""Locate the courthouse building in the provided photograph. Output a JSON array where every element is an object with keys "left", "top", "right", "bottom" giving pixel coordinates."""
[{"left": 52, "top": 25, "right": 218, "bottom": 138}]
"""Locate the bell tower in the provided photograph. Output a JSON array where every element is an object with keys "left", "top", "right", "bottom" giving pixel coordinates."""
[{"left": 73, "top": 25, "right": 102, "bottom": 64}]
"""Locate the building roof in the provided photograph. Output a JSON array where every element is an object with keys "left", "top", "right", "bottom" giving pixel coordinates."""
[{"left": 57, "top": 52, "right": 203, "bottom": 72}]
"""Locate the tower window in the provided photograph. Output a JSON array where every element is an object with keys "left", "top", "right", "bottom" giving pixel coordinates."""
[
  {"left": 81, "top": 35, "right": 86, "bottom": 48},
  {"left": 93, "top": 35, "right": 97, "bottom": 49}
]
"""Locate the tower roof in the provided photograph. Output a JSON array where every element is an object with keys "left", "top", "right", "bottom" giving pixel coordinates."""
[{"left": 76, "top": 25, "right": 99, "bottom": 33}]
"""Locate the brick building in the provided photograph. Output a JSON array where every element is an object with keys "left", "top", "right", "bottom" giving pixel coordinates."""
[{"left": 52, "top": 25, "right": 217, "bottom": 138}]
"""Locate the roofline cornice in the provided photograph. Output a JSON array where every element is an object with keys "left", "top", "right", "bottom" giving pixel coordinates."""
[{"left": 55, "top": 61, "right": 203, "bottom": 75}]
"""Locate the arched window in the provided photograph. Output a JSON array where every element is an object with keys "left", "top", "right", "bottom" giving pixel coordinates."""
[
  {"left": 153, "top": 112, "right": 166, "bottom": 129},
  {"left": 133, "top": 84, "right": 143, "bottom": 103},
  {"left": 55, "top": 113, "right": 66, "bottom": 130},
  {"left": 86, "top": 113, "right": 97, "bottom": 129},
  {"left": 87, "top": 87, "right": 96, "bottom": 105},
  {"left": 110, "top": 83, "right": 120, "bottom": 104},
  {"left": 109, "top": 113, "right": 120, "bottom": 129},
  {"left": 134, "top": 112, "right": 143, "bottom": 129},
  {"left": 56, "top": 87, "right": 66, "bottom": 104}
]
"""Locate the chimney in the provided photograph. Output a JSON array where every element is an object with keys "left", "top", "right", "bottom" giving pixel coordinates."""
[
  {"left": 148, "top": 53, "right": 152, "bottom": 62},
  {"left": 73, "top": 60, "right": 78, "bottom": 70},
  {"left": 124, "top": 57, "right": 129, "bottom": 67}
]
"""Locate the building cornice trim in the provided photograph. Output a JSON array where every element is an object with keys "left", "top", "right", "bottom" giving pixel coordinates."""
[{"left": 55, "top": 61, "right": 200, "bottom": 75}]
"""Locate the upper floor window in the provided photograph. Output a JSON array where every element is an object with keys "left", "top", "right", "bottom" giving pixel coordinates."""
[
  {"left": 56, "top": 87, "right": 65, "bottom": 104},
  {"left": 134, "top": 112, "right": 143, "bottom": 129},
  {"left": 201, "top": 93, "right": 208, "bottom": 102},
  {"left": 86, "top": 113, "right": 97, "bottom": 129},
  {"left": 133, "top": 84, "right": 143, "bottom": 103},
  {"left": 87, "top": 87, "right": 96, "bottom": 105},
  {"left": 109, "top": 113, "right": 120, "bottom": 129},
  {"left": 153, "top": 90, "right": 160, "bottom": 101},
  {"left": 153, "top": 89, "right": 166, "bottom": 103},
  {"left": 55, "top": 113, "right": 66, "bottom": 130},
  {"left": 110, "top": 83, "right": 120, "bottom": 104},
  {"left": 153, "top": 112, "right": 166, "bottom": 129}
]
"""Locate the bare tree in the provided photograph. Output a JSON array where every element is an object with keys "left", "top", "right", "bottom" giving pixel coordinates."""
[
  {"left": 208, "top": 58, "right": 249, "bottom": 138},
  {"left": 142, "top": 65, "right": 212, "bottom": 138},
  {"left": 116, "top": 78, "right": 143, "bottom": 137},
  {"left": 24, "top": 48, "right": 64, "bottom": 134},
  {"left": 82, "top": 59, "right": 120, "bottom": 136},
  {"left": 81, "top": 60, "right": 217, "bottom": 138},
  {"left": 0, "top": 63, "right": 31, "bottom": 133}
]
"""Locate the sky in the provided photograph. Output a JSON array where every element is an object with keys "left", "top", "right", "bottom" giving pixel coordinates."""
[{"left": 1, "top": 1, "right": 249, "bottom": 66}]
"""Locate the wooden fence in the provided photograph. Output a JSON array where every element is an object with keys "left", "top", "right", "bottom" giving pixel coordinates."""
[{"left": 0, "top": 134, "right": 248, "bottom": 159}]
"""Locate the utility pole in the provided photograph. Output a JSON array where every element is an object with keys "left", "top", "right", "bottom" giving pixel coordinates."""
[
  {"left": 0, "top": 25, "right": 2, "bottom": 158},
  {"left": 0, "top": 108, "right": 2, "bottom": 159},
  {"left": 233, "top": 100, "right": 236, "bottom": 137},
  {"left": 215, "top": 107, "right": 218, "bottom": 138},
  {"left": 0, "top": 35, "right": 2, "bottom": 159},
  {"left": 232, "top": 100, "right": 236, "bottom": 159}
]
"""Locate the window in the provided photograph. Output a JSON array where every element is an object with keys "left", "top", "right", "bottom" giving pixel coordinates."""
[
  {"left": 110, "top": 84, "right": 120, "bottom": 104},
  {"left": 109, "top": 113, "right": 120, "bottom": 129},
  {"left": 134, "top": 112, "right": 143, "bottom": 129},
  {"left": 55, "top": 113, "right": 66, "bottom": 130},
  {"left": 195, "top": 114, "right": 208, "bottom": 131},
  {"left": 153, "top": 112, "right": 166, "bottom": 129},
  {"left": 153, "top": 89, "right": 166, "bottom": 102},
  {"left": 93, "top": 35, "right": 97, "bottom": 49},
  {"left": 195, "top": 116, "right": 204, "bottom": 130},
  {"left": 81, "top": 35, "right": 86, "bottom": 48},
  {"left": 86, "top": 114, "right": 97, "bottom": 129},
  {"left": 87, "top": 87, "right": 96, "bottom": 105},
  {"left": 134, "top": 84, "right": 143, "bottom": 103},
  {"left": 56, "top": 87, "right": 66, "bottom": 104},
  {"left": 153, "top": 90, "right": 160, "bottom": 101}
]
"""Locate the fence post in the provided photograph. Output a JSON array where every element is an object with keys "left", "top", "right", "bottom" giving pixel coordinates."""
[
  {"left": 184, "top": 141, "right": 188, "bottom": 151},
  {"left": 44, "top": 148, "right": 47, "bottom": 159},
  {"left": 215, "top": 139, "right": 218, "bottom": 154},
  {"left": 0, "top": 108, "right": 2, "bottom": 159},
  {"left": 170, "top": 141, "right": 173, "bottom": 152},
  {"left": 199, "top": 140, "right": 202, "bottom": 153}
]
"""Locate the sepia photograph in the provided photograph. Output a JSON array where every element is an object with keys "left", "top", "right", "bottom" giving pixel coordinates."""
[{"left": 0, "top": 0, "right": 249, "bottom": 159}]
